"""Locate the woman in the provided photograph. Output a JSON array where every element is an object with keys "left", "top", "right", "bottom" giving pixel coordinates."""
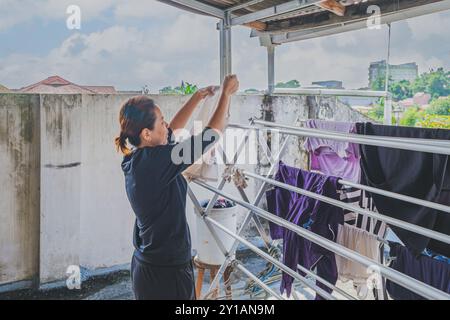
[{"left": 115, "top": 75, "right": 239, "bottom": 300}]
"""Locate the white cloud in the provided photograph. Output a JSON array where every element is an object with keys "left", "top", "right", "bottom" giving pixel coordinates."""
[
  {"left": 0, "top": 14, "right": 221, "bottom": 90},
  {"left": 114, "top": 0, "right": 178, "bottom": 20},
  {"left": 0, "top": 2, "right": 448, "bottom": 91},
  {"left": 406, "top": 11, "right": 450, "bottom": 41},
  {"left": 0, "top": 0, "right": 118, "bottom": 32}
]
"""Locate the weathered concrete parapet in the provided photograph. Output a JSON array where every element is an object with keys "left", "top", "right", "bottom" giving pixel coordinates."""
[{"left": 0, "top": 92, "right": 371, "bottom": 290}]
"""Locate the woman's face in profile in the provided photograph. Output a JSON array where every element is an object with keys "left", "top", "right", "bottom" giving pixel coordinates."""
[{"left": 142, "top": 105, "right": 169, "bottom": 146}]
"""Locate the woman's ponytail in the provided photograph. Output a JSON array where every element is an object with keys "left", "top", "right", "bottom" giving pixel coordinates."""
[{"left": 115, "top": 131, "right": 131, "bottom": 156}]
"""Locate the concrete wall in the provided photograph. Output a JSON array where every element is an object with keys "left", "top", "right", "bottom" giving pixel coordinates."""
[
  {"left": 0, "top": 94, "right": 40, "bottom": 286},
  {"left": 0, "top": 92, "right": 370, "bottom": 288}
]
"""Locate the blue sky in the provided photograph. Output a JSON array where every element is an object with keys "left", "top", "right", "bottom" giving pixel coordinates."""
[{"left": 0, "top": 0, "right": 449, "bottom": 91}]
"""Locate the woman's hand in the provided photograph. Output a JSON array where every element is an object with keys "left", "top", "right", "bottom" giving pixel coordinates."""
[
  {"left": 222, "top": 74, "right": 239, "bottom": 96},
  {"left": 194, "top": 86, "right": 218, "bottom": 100},
  {"left": 207, "top": 74, "right": 239, "bottom": 133}
]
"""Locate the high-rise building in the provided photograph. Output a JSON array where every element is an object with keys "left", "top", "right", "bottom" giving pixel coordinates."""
[{"left": 368, "top": 60, "right": 418, "bottom": 87}]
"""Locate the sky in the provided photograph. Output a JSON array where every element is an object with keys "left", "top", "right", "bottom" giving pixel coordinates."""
[{"left": 0, "top": 0, "right": 449, "bottom": 91}]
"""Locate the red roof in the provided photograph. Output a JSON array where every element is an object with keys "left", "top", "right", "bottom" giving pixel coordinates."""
[{"left": 18, "top": 76, "right": 117, "bottom": 94}]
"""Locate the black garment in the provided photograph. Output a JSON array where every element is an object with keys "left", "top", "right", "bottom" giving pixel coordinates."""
[
  {"left": 131, "top": 254, "right": 196, "bottom": 300},
  {"left": 386, "top": 242, "right": 450, "bottom": 300},
  {"left": 356, "top": 123, "right": 450, "bottom": 256},
  {"left": 121, "top": 127, "right": 219, "bottom": 267}
]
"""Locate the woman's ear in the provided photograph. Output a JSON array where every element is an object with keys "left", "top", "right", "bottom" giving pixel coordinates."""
[{"left": 140, "top": 128, "right": 152, "bottom": 144}]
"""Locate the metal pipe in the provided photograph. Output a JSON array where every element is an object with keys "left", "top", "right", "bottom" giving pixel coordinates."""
[
  {"left": 384, "top": 24, "right": 392, "bottom": 125},
  {"left": 194, "top": 180, "right": 450, "bottom": 300},
  {"left": 267, "top": 46, "right": 275, "bottom": 94},
  {"left": 338, "top": 179, "right": 450, "bottom": 214},
  {"left": 240, "top": 120, "right": 450, "bottom": 155},
  {"left": 234, "top": 261, "right": 285, "bottom": 300},
  {"left": 272, "top": 88, "right": 390, "bottom": 97},
  {"left": 205, "top": 216, "right": 336, "bottom": 300},
  {"left": 244, "top": 171, "right": 450, "bottom": 245},
  {"left": 251, "top": 120, "right": 450, "bottom": 147},
  {"left": 252, "top": 120, "right": 450, "bottom": 149}
]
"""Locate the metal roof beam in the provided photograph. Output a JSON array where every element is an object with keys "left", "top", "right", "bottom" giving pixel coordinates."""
[
  {"left": 231, "top": 0, "right": 323, "bottom": 26},
  {"left": 226, "top": 0, "right": 266, "bottom": 13},
  {"left": 158, "top": 0, "right": 225, "bottom": 19},
  {"left": 255, "top": 0, "right": 450, "bottom": 44}
]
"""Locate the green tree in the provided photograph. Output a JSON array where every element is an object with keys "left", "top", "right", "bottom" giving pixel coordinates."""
[
  {"left": 411, "top": 68, "right": 450, "bottom": 100},
  {"left": 425, "top": 96, "right": 450, "bottom": 116},
  {"left": 371, "top": 75, "right": 412, "bottom": 101},
  {"left": 390, "top": 80, "right": 413, "bottom": 101},
  {"left": 370, "top": 75, "right": 389, "bottom": 91},
  {"left": 275, "top": 80, "right": 300, "bottom": 88},
  {"left": 159, "top": 81, "right": 198, "bottom": 95},
  {"left": 399, "top": 106, "right": 423, "bottom": 127},
  {"left": 367, "top": 98, "right": 385, "bottom": 122}
]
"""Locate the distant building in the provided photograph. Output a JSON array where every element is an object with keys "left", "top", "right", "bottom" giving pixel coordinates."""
[
  {"left": 311, "top": 80, "right": 343, "bottom": 89},
  {"left": 18, "top": 76, "right": 117, "bottom": 94},
  {"left": 398, "top": 98, "right": 415, "bottom": 109},
  {"left": 398, "top": 92, "right": 431, "bottom": 110},
  {"left": 0, "top": 84, "right": 10, "bottom": 93},
  {"left": 369, "top": 60, "right": 418, "bottom": 87},
  {"left": 413, "top": 92, "right": 431, "bottom": 106}
]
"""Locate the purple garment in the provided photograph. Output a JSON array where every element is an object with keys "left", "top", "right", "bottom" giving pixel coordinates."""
[
  {"left": 265, "top": 162, "right": 301, "bottom": 240},
  {"left": 304, "top": 120, "right": 361, "bottom": 183},
  {"left": 266, "top": 162, "right": 344, "bottom": 299},
  {"left": 386, "top": 242, "right": 450, "bottom": 300}
]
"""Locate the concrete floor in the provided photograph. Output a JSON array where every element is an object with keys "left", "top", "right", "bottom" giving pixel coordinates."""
[{"left": 0, "top": 237, "right": 385, "bottom": 300}]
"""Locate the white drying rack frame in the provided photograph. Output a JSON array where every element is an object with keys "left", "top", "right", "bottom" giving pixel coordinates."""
[{"left": 187, "top": 117, "right": 450, "bottom": 301}]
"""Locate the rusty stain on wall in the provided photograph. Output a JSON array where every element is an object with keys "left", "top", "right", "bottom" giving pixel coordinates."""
[
  {"left": 43, "top": 95, "right": 79, "bottom": 149},
  {"left": 0, "top": 94, "right": 40, "bottom": 285}
]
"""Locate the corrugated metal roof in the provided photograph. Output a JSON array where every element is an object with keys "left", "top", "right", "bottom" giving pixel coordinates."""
[{"left": 158, "top": 0, "right": 450, "bottom": 42}]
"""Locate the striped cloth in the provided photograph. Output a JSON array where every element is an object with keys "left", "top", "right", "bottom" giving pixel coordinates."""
[{"left": 339, "top": 187, "right": 387, "bottom": 238}]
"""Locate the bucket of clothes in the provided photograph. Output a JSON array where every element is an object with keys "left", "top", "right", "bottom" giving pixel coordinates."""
[
  {"left": 265, "top": 120, "right": 450, "bottom": 300},
  {"left": 196, "top": 199, "right": 237, "bottom": 265}
]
